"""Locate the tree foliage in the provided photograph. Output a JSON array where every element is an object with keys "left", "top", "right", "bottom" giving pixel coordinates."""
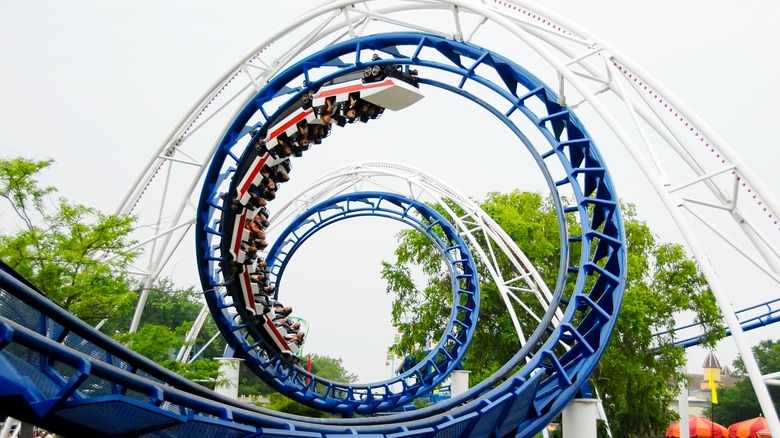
[
  {"left": 382, "top": 191, "right": 563, "bottom": 384},
  {"left": 0, "top": 157, "right": 222, "bottom": 385},
  {"left": 710, "top": 340, "right": 780, "bottom": 425},
  {"left": 103, "top": 277, "right": 226, "bottom": 361},
  {"left": 381, "top": 190, "right": 724, "bottom": 437},
  {"left": 307, "top": 353, "right": 359, "bottom": 383},
  {"left": 162, "top": 358, "right": 222, "bottom": 388},
  {"left": 107, "top": 277, "right": 225, "bottom": 384},
  {"left": 593, "top": 205, "right": 724, "bottom": 437},
  {"left": 239, "top": 363, "right": 275, "bottom": 397},
  {"left": 0, "top": 157, "right": 138, "bottom": 324}
]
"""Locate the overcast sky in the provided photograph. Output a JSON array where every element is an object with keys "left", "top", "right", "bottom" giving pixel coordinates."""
[{"left": 2, "top": 0, "right": 779, "bottom": 384}]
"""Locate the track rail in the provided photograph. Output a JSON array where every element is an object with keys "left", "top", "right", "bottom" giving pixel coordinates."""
[{"left": 196, "top": 32, "right": 626, "bottom": 436}]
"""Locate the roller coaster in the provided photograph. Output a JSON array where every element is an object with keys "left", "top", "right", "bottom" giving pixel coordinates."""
[{"left": 2, "top": 0, "right": 780, "bottom": 437}]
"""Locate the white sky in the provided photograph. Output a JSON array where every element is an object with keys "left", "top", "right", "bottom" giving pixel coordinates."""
[{"left": 1, "top": 0, "right": 779, "bottom": 384}]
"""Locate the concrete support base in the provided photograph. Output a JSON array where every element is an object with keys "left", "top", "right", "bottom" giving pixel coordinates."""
[
  {"left": 451, "top": 370, "right": 471, "bottom": 397},
  {"left": 562, "top": 398, "right": 599, "bottom": 438},
  {"left": 214, "top": 357, "right": 244, "bottom": 400}
]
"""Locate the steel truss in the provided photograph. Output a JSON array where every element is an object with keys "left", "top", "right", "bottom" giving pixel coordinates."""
[{"left": 117, "top": 1, "right": 780, "bottom": 434}]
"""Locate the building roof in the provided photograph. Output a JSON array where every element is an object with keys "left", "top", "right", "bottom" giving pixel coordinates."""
[
  {"left": 703, "top": 351, "right": 721, "bottom": 369},
  {"left": 689, "top": 373, "right": 742, "bottom": 389}
]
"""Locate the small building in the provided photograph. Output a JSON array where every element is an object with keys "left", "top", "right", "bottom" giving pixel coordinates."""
[{"left": 671, "top": 352, "right": 742, "bottom": 418}]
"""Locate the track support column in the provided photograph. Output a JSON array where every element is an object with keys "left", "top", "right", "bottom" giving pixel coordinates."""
[
  {"left": 678, "top": 354, "right": 690, "bottom": 438},
  {"left": 214, "top": 357, "right": 244, "bottom": 400},
  {"left": 451, "top": 370, "right": 470, "bottom": 397},
  {"left": 562, "top": 398, "right": 599, "bottom": 438}
]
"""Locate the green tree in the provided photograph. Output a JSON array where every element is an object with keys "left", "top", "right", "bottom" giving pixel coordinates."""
[
  {"left": 307, "top": 353, "right": 359, "bottom": 383},
  {"left": 0, "top": 157, "right": 222, "bottom": 386},
  {"left": 0, "top": 157, "right": 138, "bottom": 324},
  {"left": 710, "top": 340, "right": 780, "bottom": 425},
  {"left": 163, "top": 358, "right": 222, "bottom": 389},
  {"left": 381, "top": 190, "right": 724, "bottom": 438},
  {"left": 107, "top": 278, "right": 203, "bottom": 330},
  {"left": 239, "top": 363, "right": 274, "bottom": 397},
  {"left": 109, "top": 278, "right": 226, "bottom": 385},
  {"left": 383, "top": 192, "right": 562, "bottom": 384},
  {"left": 117, "top": 324, "right": 181, "bottom": 362},
  {"left": 103, "top": 277, "right": 226, "bottom": 362}
]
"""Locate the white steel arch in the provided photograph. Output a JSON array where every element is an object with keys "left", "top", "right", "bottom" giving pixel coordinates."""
[
  {"left": 117, "top": 1, "right": 780, "bottom": 433},
  {"left": 265, "top": 160, "right": 563, "bottom": 348}
]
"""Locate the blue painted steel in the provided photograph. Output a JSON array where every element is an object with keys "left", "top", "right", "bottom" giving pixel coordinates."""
[
  {"left": 242, "top": 191, "right": 479, "bottom": 413},
  {"left": 656, "top": 298, "right": 780, "bottom": 349},
  {"left": 0, "top": 27, "right": 631, "bottom": 438},
  {"left": 196, "top": 31, "right": 627, "bottom": 436},
  {"left": 0, "top": 31, "right": 635, "bottom": 437},
  {"left": 0, "top": 260, "right": 543, "bottom": 436}
]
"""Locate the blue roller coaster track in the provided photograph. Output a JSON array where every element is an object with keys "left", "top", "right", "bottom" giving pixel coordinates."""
[
  {"left": 0, "top": 32, "right": 629, "bottom": 437},
  {"left": 195, "top": 31, "right": 627, "bottom": 435},
  {"left": 1, "top": 259, "right": 776, "bottom": 436},
  {"left": 253, "top": 191, "right": 480, "bottom": 414}
]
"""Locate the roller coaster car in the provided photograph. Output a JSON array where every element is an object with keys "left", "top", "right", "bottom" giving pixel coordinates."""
[
  {"left": 363, "top": 64, "right": 420, "bottom": 89},
  {"left": 233, "top": 151, "right": 291, "bottom": 207},
  {"left": 227, "top": 264, "right": 299, "bottom": 360},
  {"left": 249, "top": 308, "right": 300, "bottom": 360},
  {"left": 224, "top": 65, "right": 424, "bottom": 362},
  {"left": 312, "top": 74, "right": 423, "bottom": 113},
  {"left": 259, "top": 63, "right": 422, "bottom": 155}
]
